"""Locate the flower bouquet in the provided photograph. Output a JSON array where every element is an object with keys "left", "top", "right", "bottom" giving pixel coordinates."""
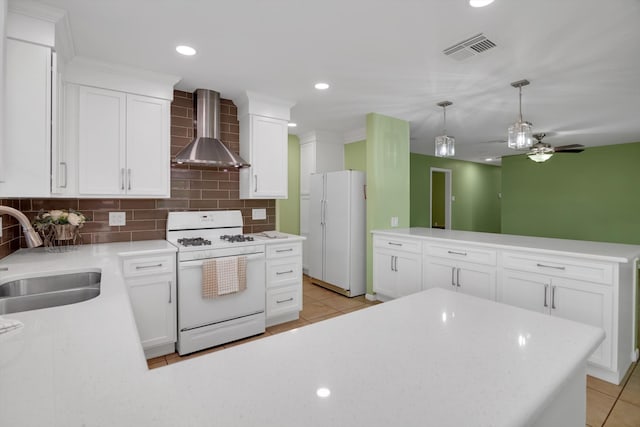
[{"left": 32, "top": 209, "right": 88, "bottom": 250}]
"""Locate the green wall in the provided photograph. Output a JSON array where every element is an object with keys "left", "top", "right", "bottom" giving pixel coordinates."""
[
  {"left": 344, "top": 140, "right": 366, "bottom": 171},
  {"left": 410, "top": 153, "right": 502, "bottom": 233},
  {"left": 501, "top": 141, "right": 640, "bottom": 244},
  {"left": 276, "top": 135, "right": 300, "bottom": 235},
  {"left": 366, "top": 113, "right": 411, "bottom": 294}
]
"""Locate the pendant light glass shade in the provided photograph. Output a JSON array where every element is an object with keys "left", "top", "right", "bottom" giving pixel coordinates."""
[
  {"left": 507, "top": 80, "right": 534, "bottom": 150},
  {"left": 435, "top": 101, "right": 455, "bottom": 157}
]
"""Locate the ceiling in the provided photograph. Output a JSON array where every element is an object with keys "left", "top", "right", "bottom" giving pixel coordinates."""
[{"left": 36, "top": 0, "right": 640, "bottom": 163}]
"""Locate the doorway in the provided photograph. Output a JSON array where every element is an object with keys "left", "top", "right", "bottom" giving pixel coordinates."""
[{"left": 430, "top": 168, "right": 452, "bottom": 229}]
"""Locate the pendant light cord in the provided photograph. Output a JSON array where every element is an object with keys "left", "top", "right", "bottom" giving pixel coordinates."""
[{"left": 443, "top": 104, "right": 447, "bottom": 135}]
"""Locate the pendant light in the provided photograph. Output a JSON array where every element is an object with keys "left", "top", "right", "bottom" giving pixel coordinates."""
[
  {"left": 507, "top": 79, "right": 533, "bottom": 150},
  {"left": 435, "top": 101, "right": 455, "bottom": 157}
]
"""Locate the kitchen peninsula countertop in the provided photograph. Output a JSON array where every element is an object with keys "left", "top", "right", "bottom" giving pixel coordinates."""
[
  {"left": 372, "top": 227, "right": 640, "bottom": 263},
  {"left": 0, "top": 241, "right": 602, "bottom": 426}
]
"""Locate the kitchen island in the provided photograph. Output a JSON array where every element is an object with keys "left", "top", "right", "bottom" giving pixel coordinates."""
[{"left": 0, "top": 242, "right": 602, "bottom": 426}]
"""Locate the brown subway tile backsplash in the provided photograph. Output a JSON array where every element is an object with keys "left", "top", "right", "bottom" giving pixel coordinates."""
[{"left": 0, "top": 91, "right": 275, "bottom": 260}]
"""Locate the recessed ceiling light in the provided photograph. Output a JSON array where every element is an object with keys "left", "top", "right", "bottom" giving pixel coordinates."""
[
  {"left": 469, "top": 0, "right": 495, "bottom": 7},
  {"left": 176, "top": 45, "right": 197, "bottom": 56},
  {"left": 314, "top": 82, "right": 330, "bottom": 90},
  {"left": 485, "top": 157, "right": 495, "bottom": 162},
  {"left": 288, "top": 122, "right": 297, "bottom": 128}
]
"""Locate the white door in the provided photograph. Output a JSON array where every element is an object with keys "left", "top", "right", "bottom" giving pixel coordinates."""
[
  {"left": 395, "top": 251, "right": 422, "bottom": 297},
  {"left": 299, "top": 142, "right": 315, "bottom": 196},
  {"left": 78, "top": 86, "right": 126, "bottom": 195},
  {"left": 299, "top": 195, "right": 311, "bottom": 273},
  {"left": 456, "top": 262, "right": 496, "bottom": 300},
  {"left": 500, "top": 270, "right": 550, "bottom": 314},
  {"left": 126, "top": 94, "right": 169, "bottom": 196},
  {"left": 423, "top": 258, "right": 457, "bottom": 291},
  {"left": 373, "top": 248, "right": 397, "bottom": 299},
  {"left": 323, "top": 171, "right": 351, "bottom": 290},
  {"left": 308, "top": 174, "right": 325, "bottom": 280},
  {"left": 251, "top": 115, "right": 288, "bottom": 198},
  {"left": 551, "top": 278, "right": 612, "bottom": 368},
  {"left": 127, "top": 275, "right": 176, "bottom": 349}
]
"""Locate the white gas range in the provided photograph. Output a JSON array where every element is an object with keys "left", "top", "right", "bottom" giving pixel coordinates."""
[{"left": 166, "top": 210, "right": 266, "bottom": 355}]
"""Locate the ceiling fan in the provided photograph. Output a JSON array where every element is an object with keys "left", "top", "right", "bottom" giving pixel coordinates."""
[{"left": 527, "top": 133, "right": 585, "bottom": 163}]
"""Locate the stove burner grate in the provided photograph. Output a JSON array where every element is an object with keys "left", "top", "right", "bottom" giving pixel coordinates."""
[
  {"left": 177, "top": 237, "right": 212, "bottom": 247},
  {"left": 220, "top": 234, "right": 254, "bottom": 243}
]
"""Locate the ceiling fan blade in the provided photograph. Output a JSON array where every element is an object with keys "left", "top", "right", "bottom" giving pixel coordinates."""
[{"left": 554, "top": 144, "right": 585, "bottom": 153}]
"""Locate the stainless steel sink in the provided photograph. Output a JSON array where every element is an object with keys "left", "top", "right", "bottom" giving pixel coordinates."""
[{"left": 0, "top": 271, "right": 101, "bottom": 315}]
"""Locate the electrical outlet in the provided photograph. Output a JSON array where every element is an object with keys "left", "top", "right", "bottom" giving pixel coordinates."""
[
  {"left": 391, "top": 216, "right": 399, "bottom": 227},
  {"left": 109, "top": 212, "right": 126, "bottom": 226},
  {"left": 252, "top": 208, "right": 266, "bottom": 220}
]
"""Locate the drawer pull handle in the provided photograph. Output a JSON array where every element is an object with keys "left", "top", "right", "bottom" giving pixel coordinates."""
[
  {"left": 536, "top": 263, "right": 565, "bottom": 270},
  {"left": 456, "top": 267, "right": 461, "bottom": 287},
  {"left": 543, "top": 284, "right": 549, "bottom": 307},
  {"left": 168, "top": 282, "right": 172, "bottom": 304},
  {"left": 388, "top": 242, "right": 403, "bottom": 246},
  {"left": 136, "top": 263, "right": 163, "bottom": 270},
  {"left": 551, "top": 285, "right": 557, "bottom": 310},
  {"left": 276, "top": 248, "right": 294, "bottom": 253},
  {"left": 447, "top": 250, "right": 467, "bottom": 256},
  {"left": 276, "top": 270, "right": 294, "bottom": 275},
  {"left": 0, "top": 267, "right": 8, "bottom": 271},
  {"left": 451, "top": 267, "right": 456, "bottom": 287},
  {"left": 276, "top": 297, "right": 294, "bottom": 304}
]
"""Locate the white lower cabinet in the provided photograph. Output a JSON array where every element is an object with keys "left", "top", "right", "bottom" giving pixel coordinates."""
[
  {"left": 121, "top": 253, "right": 176, "bottom": 359},
  {"left": 265, "top": 242, "right": 303, "bottom": 327},
  {"left": 501, "top": 269, "right": 613, "bottom": 369},
  {"left": 373, "top": 236, "right": 422, "bottom": 299},
  {"left": 423, "top": 258, "right": 496, "bottom": 300}
]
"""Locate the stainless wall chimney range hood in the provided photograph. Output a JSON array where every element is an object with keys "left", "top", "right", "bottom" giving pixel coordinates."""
[{"left": 174, "top": 89, "right": 250, "bottom": 168}]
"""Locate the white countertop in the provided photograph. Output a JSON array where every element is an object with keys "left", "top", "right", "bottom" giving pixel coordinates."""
[
  {"left": 372, "top": 227, "right": 640, "bottom": 263},
  {"left": 0, "top": 241, "right": 603, "bottom": 426}
]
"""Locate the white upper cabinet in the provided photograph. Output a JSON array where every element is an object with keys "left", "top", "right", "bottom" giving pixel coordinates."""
[
  {"left": 59, "top": 58, "right": 178, "bottom": 198},
  {"left": 0, "top": 38, "right": 52, "bottom": 197},
  {"left": 237, "top": 91, "right": 295, "bottom": 199},
  {"left": 74, "top": 86, "right": 170, "bottom": 197}
]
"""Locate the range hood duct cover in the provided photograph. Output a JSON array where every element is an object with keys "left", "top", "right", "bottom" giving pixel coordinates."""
[{"left": 174, "top": 89, "right": 250, "bottom": 168}]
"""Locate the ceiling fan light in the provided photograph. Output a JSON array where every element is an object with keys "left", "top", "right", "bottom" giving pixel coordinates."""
[
  {"left": 508, "top": 120, "right": 533, "bottom": 150},
  {"left": 435, "top": 135, "right": 455, "bottom": 157},
  {"left": 528, "top": 152, "right": 553, "bottom": 162}
]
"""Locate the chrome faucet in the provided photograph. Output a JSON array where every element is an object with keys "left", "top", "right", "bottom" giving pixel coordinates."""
[{"left": 0, "top": 205, "right": 43, "bottom": 248}]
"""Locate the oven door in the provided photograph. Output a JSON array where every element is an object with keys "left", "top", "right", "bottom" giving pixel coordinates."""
[{"left": 177, "top": 252, "right": 265, "bottom": 332}]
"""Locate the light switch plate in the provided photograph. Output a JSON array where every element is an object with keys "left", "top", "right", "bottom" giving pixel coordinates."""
[
  {"left": 391, "top": 216, "right": 399, "bottom": 227},
  {"left": 252, "top": 208, "right": 267, "bottom": 220},
  {"left": 109, "top": 212, "right": 126, "bottom": 226}
]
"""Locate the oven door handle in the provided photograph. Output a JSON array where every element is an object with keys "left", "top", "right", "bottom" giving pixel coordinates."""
[{"left": 179, "top": 253, "right": 265, "bottom": 268}]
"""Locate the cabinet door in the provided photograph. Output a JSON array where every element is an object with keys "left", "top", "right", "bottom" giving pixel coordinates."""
[
  {"left": 373, "top": 249, "right": 397, "bottom": 298},
  {"left": 395, "top": 251, "right": 422, "bottom": 297},
  {"left": 78, "top": 86, "right": 126, "bottom": 195},
  {"left": 500, "top": 270, "right": 550, "bottom": 314},
  {"left": 457, "top": 262, "right": 496, "bottom": 300},
  {"left": 551, "top": 278, "right": 612, "bottom": 368},
  {"left": 127, "top": 275, "right": 176, "bottom": 349},
  {"left": 0, "top": 39, "right": 51, "bottom": 197},
  {"left": 423, "top": 258, "right": 457, "bottom": 291},
  {"left": 250, "top": 115, "right": 288, "bottom": 198},
  {"left": 126, "top": 94, "right": 170, "bottom": 196}
]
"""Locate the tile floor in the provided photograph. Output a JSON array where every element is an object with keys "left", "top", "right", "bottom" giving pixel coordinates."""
[{"left": 148, "top": 276, "right": 640, "bottom": 426}]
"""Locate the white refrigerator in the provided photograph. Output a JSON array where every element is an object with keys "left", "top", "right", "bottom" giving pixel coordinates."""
[{"left": 309, "top": 170, "right": 366, "bottom": 297}]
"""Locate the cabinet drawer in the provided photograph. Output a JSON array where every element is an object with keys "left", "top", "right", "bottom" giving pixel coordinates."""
[
  {"left": 502, "top": 252, "right": 614, "bottom": 285},
  {"left": 425, "top": 243, "right": 496, "bottom": 266},
  {"left": 267, "top": 257, "right": 302, "bottom": 288},
  {"left": 122, "top": 255, "right": 175, "bottom": 278},
  {"left": 266, "top": 242, "right": 302, "bottom": 259},
  {"left": 266, "top": 285, "right": 301, "bottom": 317},
  {"left": 374, "top": 235, "right": 421, "bottom": 254}
]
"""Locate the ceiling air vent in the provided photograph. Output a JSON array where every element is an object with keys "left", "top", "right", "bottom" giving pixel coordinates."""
[{"left": 443, "top": 33, "right": 496, "bottom": 61}]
